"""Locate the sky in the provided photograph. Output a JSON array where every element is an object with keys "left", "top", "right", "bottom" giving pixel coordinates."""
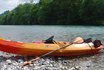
[{"left": 0, "top": 0, "right": 39, "bottom": 14}]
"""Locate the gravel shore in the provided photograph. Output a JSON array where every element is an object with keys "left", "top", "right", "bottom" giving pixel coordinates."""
[{"left": 0, "top": 49, "right": 104, "bottom": 70}]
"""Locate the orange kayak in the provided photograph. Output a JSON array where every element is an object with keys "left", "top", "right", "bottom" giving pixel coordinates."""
[{"left": 0, "top": 38, "right": 103, "bottom": 56}]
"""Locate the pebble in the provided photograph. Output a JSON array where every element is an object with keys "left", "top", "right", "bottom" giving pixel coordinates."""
[
  {"left": 29, "top": 64, "right": 34, "bottom": 67},
  {"left": 69, "top": 66, "right": 80, "bottom": 70},
  {"left": 6, "top": 60, "right": 12, "bottom": 64},
  {"left": 69, "top": 67, "right": 76, "bottom": 70},
  {"left": 7, "top": 68, "right": 11, "bottom": 70},
  {"left": 75, "top": 66, "right": 80, "bottom": 69}
]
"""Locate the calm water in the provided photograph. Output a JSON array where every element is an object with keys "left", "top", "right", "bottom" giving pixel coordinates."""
[{"left": 0, "top": 25, "right": 104, "bottom": 43}]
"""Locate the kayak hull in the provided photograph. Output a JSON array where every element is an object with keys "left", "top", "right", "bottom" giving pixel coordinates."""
[{"left": 0, "top": 39, "right": 101, "bottom": 56}]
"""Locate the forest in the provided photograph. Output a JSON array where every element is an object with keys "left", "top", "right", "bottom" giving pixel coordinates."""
[{"left": 0, "top": 0, "right": 104, "bottom": 25}]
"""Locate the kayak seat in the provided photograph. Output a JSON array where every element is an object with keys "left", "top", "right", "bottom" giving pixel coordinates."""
[{"left": 44, "top": 36, "right": 54, "bottom": 43}]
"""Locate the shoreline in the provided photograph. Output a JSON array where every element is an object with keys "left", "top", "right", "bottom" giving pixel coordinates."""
[{"left": 0, "top": 51, "right": 104, "bottom": 70}]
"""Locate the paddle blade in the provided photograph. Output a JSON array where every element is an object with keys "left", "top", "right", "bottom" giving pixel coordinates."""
[
  {"left": 22, "top": 62, "right": 30, "bottom": 66},
  {"left": 98, "top": 45, "right": 104, "bottom": 49},
  {"left": 22, "top": 57, "right": 40, "bottom": 66}
]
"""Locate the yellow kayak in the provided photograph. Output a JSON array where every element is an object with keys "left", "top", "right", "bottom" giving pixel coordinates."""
[{"left": 0, "top": 37, "right": 103, "bottom": 56}]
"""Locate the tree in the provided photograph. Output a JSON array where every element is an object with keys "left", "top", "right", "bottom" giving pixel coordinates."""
[{"left": 0, "top": 0, "right": 104, "bottom": 25}]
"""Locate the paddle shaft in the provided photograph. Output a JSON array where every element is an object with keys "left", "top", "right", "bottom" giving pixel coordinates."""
[
  {"left": 41, "top": 44, "right": 72, "bottom": 57},
  {"left": 22, "top": 43, "right": 73, "bottom": 66}
]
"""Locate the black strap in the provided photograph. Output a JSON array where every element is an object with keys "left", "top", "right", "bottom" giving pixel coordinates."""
[
  {"left": 87, "top": 43, "right": 93, "bottom": 50},
  {"left": 84, "top": 38, "right": 92, "bottom": 43}
]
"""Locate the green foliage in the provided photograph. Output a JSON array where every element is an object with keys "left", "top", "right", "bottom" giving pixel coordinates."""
[
  {"left": 0, "top": 0, "right": 104, "bottom": 25},
  {"left": 40, "top": 0, "right": 53, "bottom": 4}
]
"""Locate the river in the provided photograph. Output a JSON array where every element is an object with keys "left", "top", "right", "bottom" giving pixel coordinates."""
[
  {"left": 0, "top": 25, "right": 104, "bottom": 70},
  {"left": 0, "top": 25, "right": 104, "bottom": 42}
]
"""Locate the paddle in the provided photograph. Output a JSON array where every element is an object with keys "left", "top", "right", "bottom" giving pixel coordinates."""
[
  {"left": 22, "top": 43, "right": 73, "bottom": 66},
  {"left": 22, "top": 37, "right": 86, "bottom": 66}
]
